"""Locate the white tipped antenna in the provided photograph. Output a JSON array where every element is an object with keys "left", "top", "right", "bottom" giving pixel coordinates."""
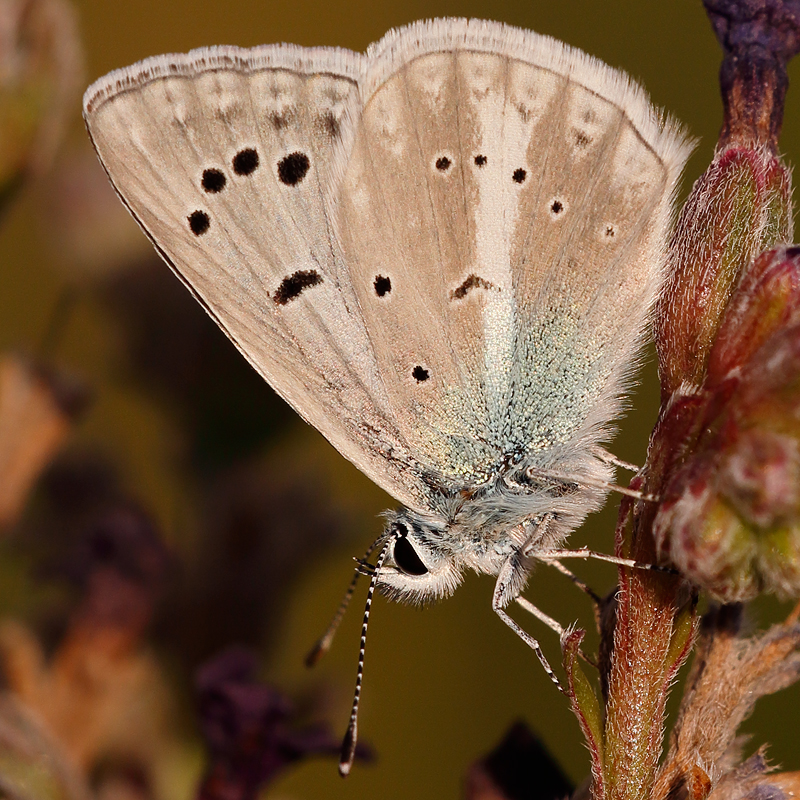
[{"left": 339, "top": 538, "right": 392, "bottom": 777}]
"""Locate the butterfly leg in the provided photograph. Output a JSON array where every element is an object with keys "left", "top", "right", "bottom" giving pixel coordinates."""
[
  {"left": 492, "top": 549, "right": 565, "bottom": 693},
  {"left": 516, "top": 515, "right": 602, "bottom": 603},
  {"left": 590, "top": 445, "right": 640, "bottom": 473},
  {"left": 526, "top": 464, "right": 657, "bottom": 501},
  {"left": 514, "top": 595, "right": 568, "bottom": 636},
  {"left": 536, "top": 547, "right": 677, "bottom": 574},
  {"left": 542, "top": 558, "right": 603, "bottom": 605}
]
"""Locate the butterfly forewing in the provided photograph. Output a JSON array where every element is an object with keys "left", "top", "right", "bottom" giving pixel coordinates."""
[{"left": 84, "top": 49, "right": 435, "bottom": 512}]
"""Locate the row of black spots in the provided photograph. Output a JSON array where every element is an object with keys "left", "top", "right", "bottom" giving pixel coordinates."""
[
  {"left": 200, "top": 147, "right": 261, "bottom": 194},
  {"left": 471, "top": 154, "right": 527, "bottom": 183},
  {"left": 200, "top": 146, "right": 303, "bottom": 195},
  {"left": 433, "top": 153, "right": 526, "bottom": 183},
  {"left": 188, "top": 147, "right": 260, "bottom": 236},
  {"left": 187, "top": 147, "right": 311, "bottom": 236},
  {"left": 373, "top": 272, "right": 497, "bottom": 303},
  {"left": 373, "top": 272, "right": 498, "bottom": 303},
  {"left": 370, "top": 273, "right": 424, "bottom": 382}
]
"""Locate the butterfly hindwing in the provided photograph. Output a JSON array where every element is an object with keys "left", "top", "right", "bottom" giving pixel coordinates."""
[
  {"left": 334, "top": 48, "right": 504, "bottom": 488},
  {"left": 330, "top": 20, "right": 690, "bottom": 486}
]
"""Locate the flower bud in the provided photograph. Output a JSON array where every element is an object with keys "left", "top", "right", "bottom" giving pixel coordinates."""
[
  {"left": 655, "top": 147, "right": 793, "bottom": 400},
  {"left": 707, "top": 246, "right": 800, "bottom": 381},
  {"left": 654, "top": 247, "right": 800, "bottom": 600}
]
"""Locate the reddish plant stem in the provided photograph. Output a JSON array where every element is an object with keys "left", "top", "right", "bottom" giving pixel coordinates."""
[{"left": 601, "top": 494, "right": 692, "bottom": 800}]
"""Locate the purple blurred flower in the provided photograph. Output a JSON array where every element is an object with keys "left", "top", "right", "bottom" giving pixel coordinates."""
[{"left": 195, "top": 647, "right": 369, "bottom": 800}]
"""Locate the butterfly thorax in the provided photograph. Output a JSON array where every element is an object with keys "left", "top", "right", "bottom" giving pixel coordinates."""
[{"left": 376, "top": 454, "right": 610, "bottom": 605}]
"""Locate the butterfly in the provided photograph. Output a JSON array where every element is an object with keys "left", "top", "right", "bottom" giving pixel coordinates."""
[{"left": 83, "top": 18, "right": 691, "bottom": 772}]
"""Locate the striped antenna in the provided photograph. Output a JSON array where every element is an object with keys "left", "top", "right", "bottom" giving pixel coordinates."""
[
  {"left": 305, "top": 536, "right": 383, "bottom": 667},
  {"left": 339, "top": 537, "right": 393, "bottom": 777}
]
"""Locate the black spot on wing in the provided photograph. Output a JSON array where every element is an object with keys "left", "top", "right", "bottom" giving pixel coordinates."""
[
  {"left": 551, "top": 200, "right": 564, "bottom": 215},
  {"left": 269, "top": 110, "right": 294, "bottom": 129},
  {"left": 451, "top": 274, "right": 495, "bottom": 300},
  {"left": 278, "top": 152, "right": 310, "bottom": 186},
  {"left": 574, "top": 130, "right": 592, "bottom": 148},
  {"left": 474, "top": 154, "right": 487, "bottom": 167},
  {"left": 214, "top": 105, "right": 240, "bottom": 125},
  {"left": 188, "top": 210, "right": 210, "bottom": 235},
  {"left": 412, "top": 366, "right": 429, "bottom": 383},
  {"left": 435, "top": 156, "right": 452, "bottom": 172},
  {"left": 233, "top": 148, "right": 259, "bottom": 176},
  {"left": 512, "top": 168, "right": 527, "bottom": 184},
  {"left": 374, "top": 275, "right": 391, "bottom": 297},
  {"left": 201, "top": 168, "right": 226, "bottom": 193},
  {"left": 514, "top": 102, "right": 531, "bottom": 123},
  {"left": 273, "top": 270, "right": 323, "bottom": 305}
]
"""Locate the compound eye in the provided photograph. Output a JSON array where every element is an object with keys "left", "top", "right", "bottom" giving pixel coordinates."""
[{"left": 393, "top": 534, "right": 429, "bottom": 576}]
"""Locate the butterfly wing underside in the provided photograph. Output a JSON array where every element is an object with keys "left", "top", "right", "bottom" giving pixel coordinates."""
[
  {"left": 84, "top": 45, "right": 439, "bottom": 512},
  {"left": 83, "top": 20, "right": 691, "bottom": 509},
  {"left": 331, "top": 21, "right": 691, "bottom": 486}
]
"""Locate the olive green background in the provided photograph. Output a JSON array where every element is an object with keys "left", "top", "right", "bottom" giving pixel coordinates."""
[{"left": 2, "top": 0, "right": 800, "bottom": 798}]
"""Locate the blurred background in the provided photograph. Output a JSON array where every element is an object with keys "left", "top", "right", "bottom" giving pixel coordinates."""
[{"left": 0, "top": 0, "right": 799, "bottom": 798}]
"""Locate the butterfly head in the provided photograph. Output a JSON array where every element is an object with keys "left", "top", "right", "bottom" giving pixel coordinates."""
[{"left": 377, "top": 512, "right": 465, "bottom": 604}]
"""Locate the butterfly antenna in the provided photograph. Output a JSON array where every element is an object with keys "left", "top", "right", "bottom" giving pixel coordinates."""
[
  {"left": 305, "top": 536, "right": 383, "bottom": 668},
  {"left": 339, "top": 537, "right": 392, "bottom": 777}
]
